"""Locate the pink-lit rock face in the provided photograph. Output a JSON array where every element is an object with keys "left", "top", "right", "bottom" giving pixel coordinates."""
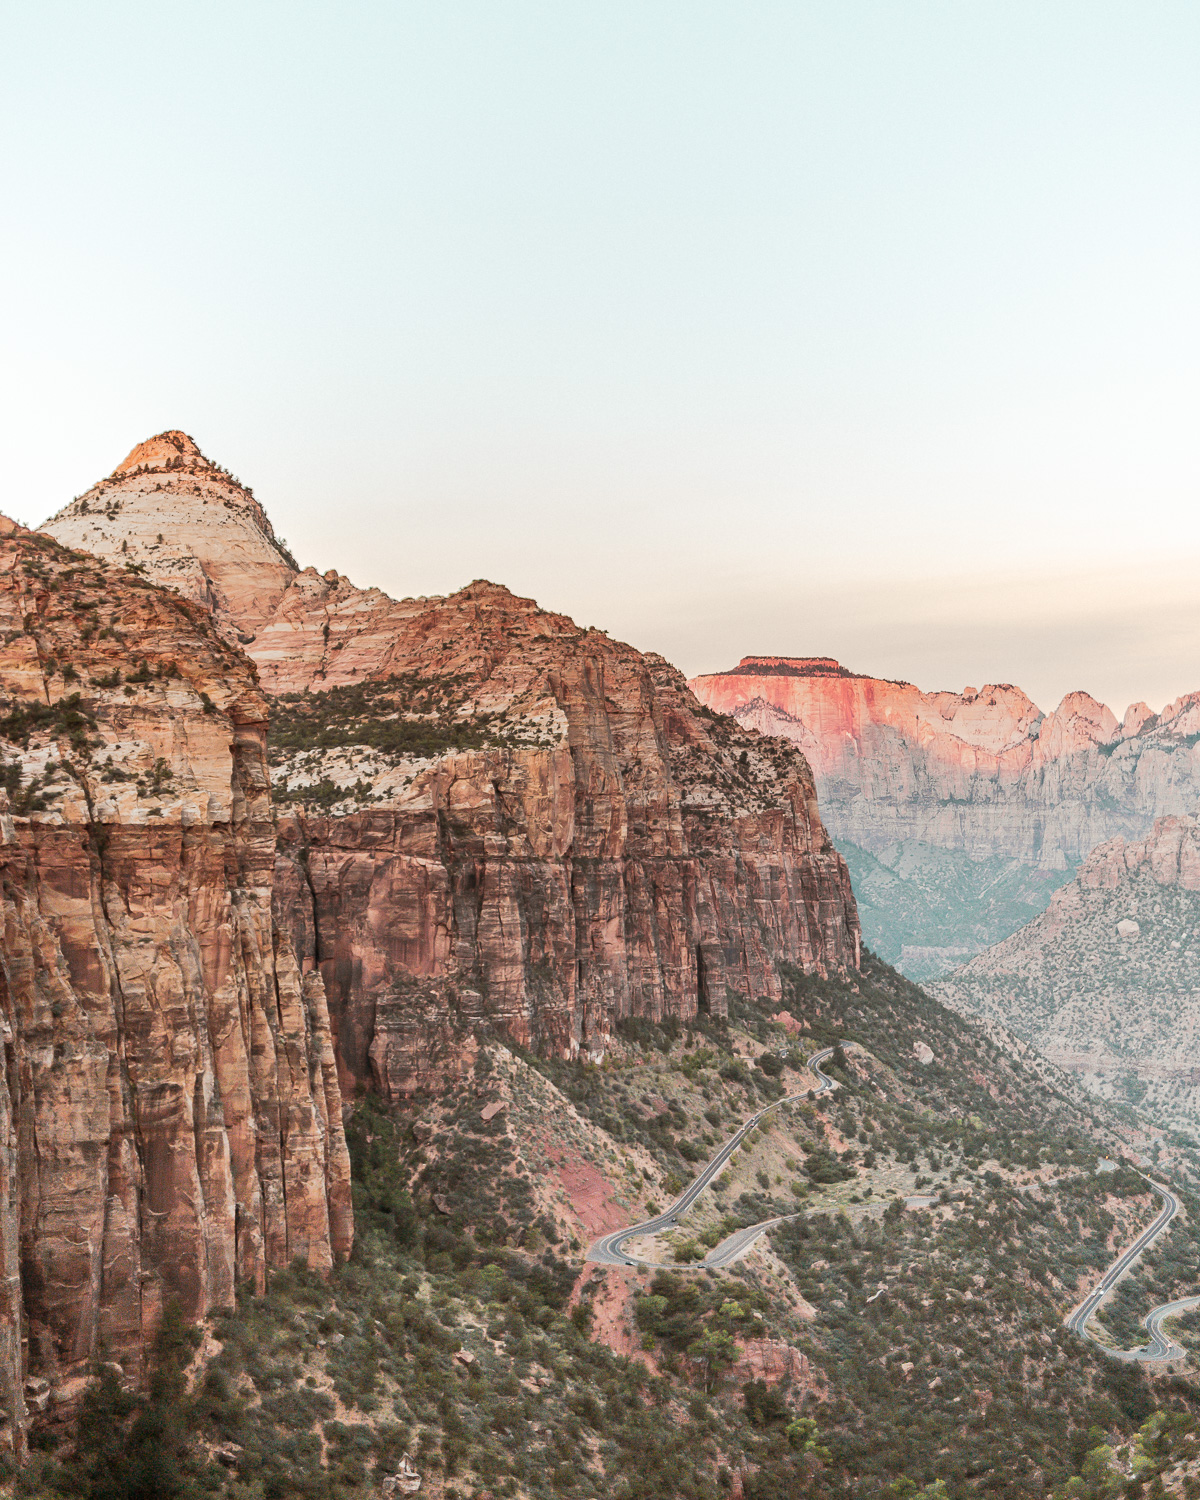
[
  {"left": 689, "top": 657, "right": 1200, "bottom": 870},
  {"left": 38, "top": 437, "right": 861, "bottom": 1104}
]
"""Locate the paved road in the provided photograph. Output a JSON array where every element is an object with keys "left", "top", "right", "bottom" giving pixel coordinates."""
[
  {"left": 588, "top": 1040, "right": 1197, "bottom": 1361},
  {"left": 703, "top": 1215, "right": 794, "bottom": 1269},
  {"left": 1132, "top": 1296, "right": 1200, "bottom": 1362},
  {"left": 587, "top": 1047, "right": 838, "bottom": 1269},
  {"left": 1064, "top": 1177, "right": 1192, "bottom": 1361}
]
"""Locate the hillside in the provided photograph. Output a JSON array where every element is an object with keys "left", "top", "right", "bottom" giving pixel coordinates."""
[
  {"left": 935, "top": 816, "right": 1200, "bottom": 1135},
  {"left": 16, "top": 433, "right": 1200, "bottom": 1498},
  {"left": 16, "top": 954, "right": 1200, "bottom": 1499},
  {"left": 688, "top": 656, "right": 1200, "bottom": 979}
]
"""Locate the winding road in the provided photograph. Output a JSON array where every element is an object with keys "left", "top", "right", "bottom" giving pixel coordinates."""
[
  {"left": 1065, "top": 1177, "right": 1198, "bottom": 1362},
  {"left": 587, "top": 1047, "right": 838, "bottom": 1269},
  {"left": 588, "top": 1041, "right": 1197, "bottom": 1365}
]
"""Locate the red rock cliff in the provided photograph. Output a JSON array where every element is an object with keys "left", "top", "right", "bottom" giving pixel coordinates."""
[
  {"left": 267, "top": 582, "right": 861, "bottom": 1097},
  {"left": 0, "top": 526, "right": 351, "bottom": 1445},
  {"left": 44, "top": 438, "right": 861, "bottom": 1100}
]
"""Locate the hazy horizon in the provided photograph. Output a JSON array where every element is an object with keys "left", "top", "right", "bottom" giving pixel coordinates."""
[{"left": 5, "top": 3, "right": 1198, "bottom": 717}]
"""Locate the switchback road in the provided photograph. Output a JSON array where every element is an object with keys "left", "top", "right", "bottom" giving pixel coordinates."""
[
  {"left": 587, "top": 1047, "right": 838, "bottom": 1269},
  {"left": 589, "top": 1045, "right": 1196, "bottom": 1365},
  {"left": 1065, "top": 1177, "right": 1194, "bottom": 1362}
]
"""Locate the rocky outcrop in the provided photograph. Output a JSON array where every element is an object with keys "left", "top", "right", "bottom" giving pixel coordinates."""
[
  {"left": 730, "top": 1337, "right": 813, "bottom": 1396},
  {"left": 45, "top": 437, "right": 861, "bottom": 1100},
  {"left": 689, "top": 656, "right": 1200, "bottom": 975},
  {"left": 0, "top": 526, "right": 351, "bottom": 1440},
  {"left": 934, "top": 816, "right": 1200, "bottom": 1134}
]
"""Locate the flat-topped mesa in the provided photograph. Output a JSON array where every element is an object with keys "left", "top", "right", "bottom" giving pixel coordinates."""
[
  {"left": 726, "top": 656, "right": 866, "bottom": 679},
  {"left": 42, "top": 430, "right": 297, "bottom": 644}
]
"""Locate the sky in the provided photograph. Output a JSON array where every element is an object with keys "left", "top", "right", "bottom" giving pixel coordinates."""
[{"left": 3, "top": 2, "right": 1198, "bottom": 716}]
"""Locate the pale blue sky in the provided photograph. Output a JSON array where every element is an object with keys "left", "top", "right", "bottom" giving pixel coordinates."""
[{"left": 3, "top": 3, "right": 1198, "bottom": 713}]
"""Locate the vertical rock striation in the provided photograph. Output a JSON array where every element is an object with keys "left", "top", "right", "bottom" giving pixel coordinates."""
[
  {"left": 267, "top": 591, "right": 861, "bottom": 1096},
  {"left": 0, "top": 525, "right": 351, "bottom": 1439}
]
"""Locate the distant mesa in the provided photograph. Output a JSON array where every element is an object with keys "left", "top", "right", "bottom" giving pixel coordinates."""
[
  {"left": 689, "top": 646, "right": 1200, "bottom": 981},
  {"left": 704, "top": 656, "right": 865, "bottom": 680}
]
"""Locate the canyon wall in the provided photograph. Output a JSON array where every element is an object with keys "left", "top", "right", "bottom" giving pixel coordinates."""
[
  {"left": 688, "top": 657, "right": 1200, "bottom": 976},
  {"left": 44, "top": 437, "right": 861, "bottom": 1101},
  {"left": 265, "top": 584, "right": 862, "bottom": 1097},
  {"left": 0, "top": 524, "right": 351, "bottom": 1441}
]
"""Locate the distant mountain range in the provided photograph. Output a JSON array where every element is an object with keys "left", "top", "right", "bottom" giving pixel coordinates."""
[{"left": 689, "top": 655, "right": 1200, "bottom": 979}]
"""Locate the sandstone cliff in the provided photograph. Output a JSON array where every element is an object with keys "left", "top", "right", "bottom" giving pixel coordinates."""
[
  {"left": 689, "top": 656, "right": 1200, "bottom": 976},
  {"left": 933, "top": 815, "right": 1200, "bottom": 1134},
  {"left": 0, "top": 525, "right": 351, "bottom": 1443},
  {"left": 45, "top": 438, "right": 861, "bottom": 1101},
  {"left": 266, "top": 583, "right": 861, "bottom": 1097}
]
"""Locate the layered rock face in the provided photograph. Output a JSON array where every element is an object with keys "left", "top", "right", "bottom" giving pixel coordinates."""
[
  {"left": 46, "top": 438, "right": 861, "bottom": 1100},
  {"left": 934, "top": 816, "right": 1200, "bottom": 1134},
  {"left": 0, "top": 525, "right": 351, "bottom": 1437},
  {"left": 267, "top": 585, "right": 861, "bottom": 1096},
  {"left": 689, "top": 656, "right": 1200, "bottom": 975}
]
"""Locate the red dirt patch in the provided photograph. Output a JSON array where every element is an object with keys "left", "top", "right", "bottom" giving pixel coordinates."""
[
  {"left": 554, "top": 1153, "right": 629, "bottom": 1237},
  {"left": 579, "top": 1266, "right": 657, "bottom": 1370}
]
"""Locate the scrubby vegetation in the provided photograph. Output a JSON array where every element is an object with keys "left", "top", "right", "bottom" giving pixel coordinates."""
[
  {"left": 268, "top": 673, "right": 503, "bottom": 767},
  {"left": 266, "top": 672, "right": 561, "bottom": 807},
  {"left": 11, "top": 954, "right": 1200, "bottom": 1498}
]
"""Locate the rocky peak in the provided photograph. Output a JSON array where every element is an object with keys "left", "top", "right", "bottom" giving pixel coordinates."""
[
  {"left": 41, "top": 432, "right": 297, "bottom": 645},
  {"left": 1121, "top": 701, "right": 1156, "bottom": 738},
  {"left": 111, "top": 429, "right": 206, "bottom": 475},
  {"left": 1075, "top": 814, "right": 1200, "bottom": 893},
  {"left": 1034, "top": 691, "right": 1118, "bottom": 759}
]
